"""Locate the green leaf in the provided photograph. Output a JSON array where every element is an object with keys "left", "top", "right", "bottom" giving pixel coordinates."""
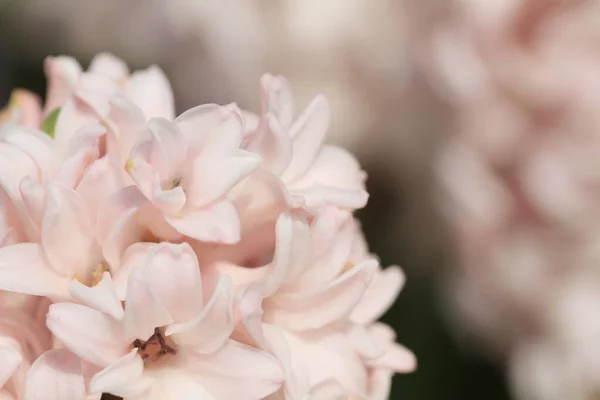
[{"left": 41, "top": 108, "right": 60, "bottom": 138}]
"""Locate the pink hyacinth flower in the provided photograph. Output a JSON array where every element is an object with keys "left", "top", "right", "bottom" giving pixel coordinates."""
[{"left": 46, "top": 242, "right": 283, "bottom": 400}]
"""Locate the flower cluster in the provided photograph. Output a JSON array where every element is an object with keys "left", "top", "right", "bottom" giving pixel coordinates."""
[{"left": 0, "top": 54, "right": 415, "bottom": 400}]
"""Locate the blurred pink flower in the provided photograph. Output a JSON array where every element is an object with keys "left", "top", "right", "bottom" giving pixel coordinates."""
[{"left": 428, "top": 0, "right": 600, "bottom": 398}]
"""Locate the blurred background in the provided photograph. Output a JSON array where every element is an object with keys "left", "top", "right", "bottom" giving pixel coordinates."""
[{"left": 4, "top": 0, "right": 600, "bottom": 399}]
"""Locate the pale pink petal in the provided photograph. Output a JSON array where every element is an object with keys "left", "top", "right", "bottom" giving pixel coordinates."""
[
  {"left": 101, "top": 206, "right": 142, "bottom": 271},
  {"left": 370, "top": 342, "right": 417, "bottom": 373},
  {"left": 348, "top": 326, "right": 383, "bottom": 360},
  {"left": 19, "top": 177, "right": 45, "bottom": 233},
  {"left": 41, "top": 183, "right": 95, "bottom": 278},
  {"left": 98, "top": 186, "right": 148, "bottom": 269},
  {"left": 47, "top": 303, "right": 126, "bottom": 367},
  {"left": 153, "top": 187, "right": 187, "bottom": 216},
  {"left": 186, "top": 151, "right": 261, "bottom": 208},
  {"left": 281, "top": 96, "right": 330, "bottom": 182},
  {"left": 290, "top": 145, "right": 368, "bottom": 210},
  {"left": 368, "top": 368, "right": 394, "bottom": 400},
  {"left": 130, "top": 366, "right": 215, "bottom": 400},
  {"left": 226, "top": 169, "right": 291, "bottom": 258},
  {"left": 89, "top": 350, "right": 150, "bottom": 398},
  {"left": 88, "top": 53, "right": 129, "bottom": 80},
  {"left": 132, "top": 125, "right": 168, "bottom": 184},
  {"left": 233, "top": 281, "right": 266, "bottom": 347},
  {"left": 200, "top": 114, "right": 246, "bottom": 161},
  {"left": 364, "top": 323, "right": 416, "bottom": 372},
  {"left": 137, "top": 207, "right": 184, "bottom": 242},
  {"left": 124, "top": 267, "right": 173, "bottom": 341},
  {"left": 54, "top": 73, "right": 119, "bottom": 154},
  {"left": 96, "top": 185, "right": 147, "bottom": 247},
  {"left": 1, "top": 184, "right": 28, "bottom": 243},
  {"left": 68, "top": 272, "right": 124, "bottom": 320},
  {"left": 307, "top": 208, "right": 352, "bottom": 258},
  {"left": 167, "top": 275, "right": 234, "bottom": 353},
  {"left": 76, "top": 156, "right": 123, "bottom": 226},
  {"left": 181, "top": 104, "right": 245, "bottom": 161},
  {"left": 142, "top": 243, "right": 204, "bottom": 322},
  {"left": 307, "top": 379, "right": 347, "bottom": 400},
  {"left": 262, "top": 324, "right": 311, "bottom": 400},
  {"left": 73, "top": 73, "right": 121, "bottom": 120},
  {"left": 283, "top": 330, "right": 368, "bottom": 397},
  {"left": 264, "top": 261, "right": 377, "bottom": 330},
  {"left": 0, "top": 243, "right": 69, "bottom": 298},
  {"left": 165, "top": 200, "right": 240, "bottom": 243},
  {"left": 259, "top": 74, "right": 295, "bottom": 128},
  {"left": 0, "top": 390, "right": 14, "bottom": 400},
  {"left": 175, "top": 104, "right": 230, "bottom": 152},
  {"left": 127, "top": 66, "right": 175, "bottom": 120},
  {"left": 0, "top": 143, "right": 40, "bottom": 198},
  {"left": 53, "top": 98, "right": 98, "bottom": 155},
  {"left": 183, "top": 340, "right": 284, "bottom": 400},
  {"left": 43, "top": 56, "right": 82, "bottom": 114},
  {"left": 146, "top": 117, "right": 186, "bottom": 181},
  {"left": 292, "top": 210, "right": 355, "bottom": 289},
  {"left": 112, "top": 242, "right": 155, "bottom": 300},
  {"left": 210, "top": 261, "right": 268, "bottom": 286},
  {"left": 0, "top": 338, "right": 21, "bottom": 388},
  {"left": 264, "top": 212, "right": 310, "bottom": 297},
  {"left": 24, "top": 349, "right": 85, "bottom": 400},
  {"left": 104, "top": 95, "right": 148, "bottom": 168},
  {"left": 241, "top": 110, "right": 260, "bottom": 133},
  {"left": 126, "top": 144, "right": 159, "bottom": 198},
  {"left": 55, "top": 126, "right": 103, "bottom": 189},
  {"left": 364, "top": 323, "right": 416, "bottom": 373},
  {"left": 351, "top": 266, "right": 406, "bottom": 325},
  {"left": 292, "top": 186, "right": 369, "bottom": 211},
  {"left": 245, "top": 113, "right": 292, "bottom": 175},
  {"left": 1, "top": 126, "right": 58, "bottom": 180},
  {"left": 126, "top": 144, "right": 187, "bottom": 215}
]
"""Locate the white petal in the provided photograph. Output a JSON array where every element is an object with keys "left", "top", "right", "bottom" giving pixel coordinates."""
[
  {"left": 165, "top": 200, "right": 240, "bottom": 243},
  {"left": 89, "top": 350, "right": 150, "bottom": 397},
  {"left": 47, "top": 303, "right": 126, "bottom": 367},
  {"left": 0, "top": 338, "right": 21, "bottom": 388},
  {"left": 0, "top": 243, "right": 69, "bottom": 299},
  {"left": 187, "top": 151, "right": 261, "bottom": 209},
  {"left": 281, "top": 96, "right": 330, "bottom": 182},
  {"left": 142, "top": 243, "right": 204, "bottom": 322},
  {"left": 183, "top": 340, "right": 284, "bottom": 400},
  {"left": 128, "top": 66, "right": 175, "bottom": 120},
  {"left": 24, "top": 349, "right": 85, "bottom": 400},
  {"left": 68, "top": 272, "right": 124, "bottom": 320},
  {"left": 167, "top": 275, "right": 234, "bottom": 353},
  {"left": 41, "top": 183, "right": 95, "bottom": 278},
  {"left": 124, "top": 267, "right": 173, "bottom": 341}
]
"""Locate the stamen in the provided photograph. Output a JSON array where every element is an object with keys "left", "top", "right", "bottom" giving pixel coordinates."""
[
  {"left": 91, "top": 262, "right": 109, "bottom": 286},
  {"left": 163, "top": 177, "right": 181, "bottom": 191},
  {"left": 341, "top": 260, "right": 355, "bottom": 274},
  {"left": 75, "top": 262, "right": 110, "bottom": 287},
  {"left": 130, "top": 327, "right": 177, "bottom": 366}
]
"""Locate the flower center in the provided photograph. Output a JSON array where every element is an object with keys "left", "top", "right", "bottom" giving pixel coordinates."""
[
  {"left": 130, "top": 327, "right": 177, "bottom": 367},
  {"left": 162, "top": 177, "right": 182, "bottom": 191},
  {"left": 341, "top": 260, "right": 355, "bottom": 274},
  {"left": 76, "top": 262, "right": 110, "bottom": 287}
]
